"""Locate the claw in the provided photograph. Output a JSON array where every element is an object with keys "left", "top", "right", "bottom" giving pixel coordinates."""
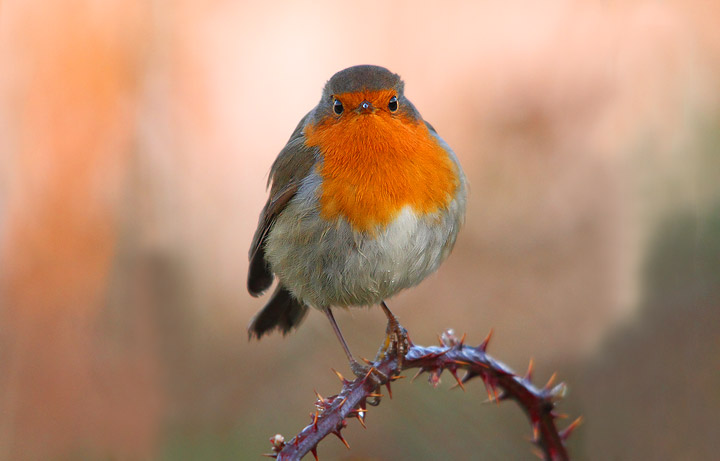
[{"left": 350, "top": 361, "right": 388, "bottom": 387}]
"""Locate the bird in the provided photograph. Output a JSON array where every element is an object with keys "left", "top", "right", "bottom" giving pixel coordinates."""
[{"left": 247, "top": 64, "right": 467, "bottom": 380}]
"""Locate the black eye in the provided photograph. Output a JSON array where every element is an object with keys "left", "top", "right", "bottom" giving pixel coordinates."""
[
  {"left": 333, "top": 98, "right": 344, "bottom": 115},
  {"left": 388, "top": 95, "right": 398, "bottom": 112}
]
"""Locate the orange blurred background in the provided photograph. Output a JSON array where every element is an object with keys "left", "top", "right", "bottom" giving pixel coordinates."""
[{"left": 1, "top": 1, "right": 718, "bottom": 459}]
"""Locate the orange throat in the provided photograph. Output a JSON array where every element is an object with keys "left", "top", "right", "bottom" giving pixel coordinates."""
[{"left": 304, "top": 104, "right": 459, "bottom": 233}]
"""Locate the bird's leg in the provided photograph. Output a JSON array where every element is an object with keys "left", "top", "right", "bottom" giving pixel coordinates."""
[
  {"left": 374, "top": 301, "right": 409, "bottom": 369},
  {"left": 324, "top": 308, "right": 388, "bottom": 386}
]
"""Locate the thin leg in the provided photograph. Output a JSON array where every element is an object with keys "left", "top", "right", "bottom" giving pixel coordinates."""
[
  {"left": 324, "top": 308, "right": 354, "bottom": 364},
  {"left": 324, "top": 307, "right": 388, "bottom": 384}
]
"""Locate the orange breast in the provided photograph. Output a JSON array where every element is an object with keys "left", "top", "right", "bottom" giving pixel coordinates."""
[{"left": 304, "top": 97, "right": 459, "bottom": 232}]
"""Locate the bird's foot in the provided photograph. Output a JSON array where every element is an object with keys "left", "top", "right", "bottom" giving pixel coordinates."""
[
  {"left": 374, "top": 303, "right": 410, "bottom": 370},
  {"left": 349, "top": 358, "right": 389, "bottom": 405}
]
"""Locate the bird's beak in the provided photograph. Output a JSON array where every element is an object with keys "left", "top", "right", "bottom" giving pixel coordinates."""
[{"left": 356, "top": 100, "right": 375, "bottom": 114}]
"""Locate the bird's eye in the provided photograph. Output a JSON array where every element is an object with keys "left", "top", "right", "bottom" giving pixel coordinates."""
[
  {"left": 333, "top": 98, "right": 344, "bottom": 115},
  {"left": 388, "top": 95, "right": 399, "bottom": 112}
]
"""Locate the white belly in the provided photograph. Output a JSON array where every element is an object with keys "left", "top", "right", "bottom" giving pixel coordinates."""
[{"left": 265, "top": 173, "right": 465, "bottom": 308}]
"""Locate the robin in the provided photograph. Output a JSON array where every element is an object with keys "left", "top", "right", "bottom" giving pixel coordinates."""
[{"left": 248, "top": 65, "right": 467, "bottom": 379}]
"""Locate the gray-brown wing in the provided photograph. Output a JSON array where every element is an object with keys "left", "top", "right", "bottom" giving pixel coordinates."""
[{"left": 247, "top": 111, "right": 317, "bottom": 296}]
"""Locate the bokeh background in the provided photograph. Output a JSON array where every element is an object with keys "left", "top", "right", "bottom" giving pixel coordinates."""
[{"left": 1, "top": 1, "right": 718, "bottom": 459}]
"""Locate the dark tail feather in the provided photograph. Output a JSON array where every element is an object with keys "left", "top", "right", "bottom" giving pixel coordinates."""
[
  {"left": 248, "top": 286, "right": 309, "bottom": 339},
  {"left": 247, "top": 247, "right": 273, "bottom": 297}
]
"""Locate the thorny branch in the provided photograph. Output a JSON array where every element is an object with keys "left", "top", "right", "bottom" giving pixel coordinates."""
[{"left": 263, "top": 330, "right": 581, "bottom": 461}]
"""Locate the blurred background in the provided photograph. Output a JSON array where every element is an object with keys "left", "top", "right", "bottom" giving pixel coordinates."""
[{"left": 1, "top": 0, "right": 718, "bottom": 459}]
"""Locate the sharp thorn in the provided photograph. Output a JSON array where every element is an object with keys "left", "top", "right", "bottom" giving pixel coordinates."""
[
  {"left": 367, "top": 393, "right": 383, "bottom": 398},
  {"left": 333, "top": 430, "right": 350, "bottom": 449},
  {"left": 384, "top": 381, "right": 393, "bottom": 399},
  {"left": 485, "top": 383, "right": 495, "bottom": 402},
  {"left": 459, "top": 332, "right": 467, "bottom": 346},
  {"left": 361, "top": 357, "right": 372, "bottom": 365},
  {"left": 481, "top": 376, "right": 494, "bottom": 402},
  {"left": 550, "top": 382, "right": 568, "bottom": 401},
  {"left": 532, "top": 422, "right": 540, "bottom": 442},
  {"left": 310, "top": 447, "right": 319, "bottom": 461},
  {"left": 560, "top": 416, "right": 584, "bottom": 441},
  {"left": 449, "top": 369, "right": 465, "bottom": 391},
  {"left": 437, "top": 334, "right": 444, "bottom": 346},
  {"left": 411, "top": 369, "right": 425, "bottom": 382},
  {"left": 479, "top": 328, "right": 494, "bottom": 352},
  {"left": 363, "top": 367, "right": 378, "bottom": 381},
  {"left": 331, "top": 368, "right": 346, "bottom": 383},
  {"left": 355, "top": 411, "right": 366, "bottom": 429},
  {"left": 389, "top": 374, "right": 405, "bottom": 381},
  {"left": 525, "top": 358, "right": 534, "bottom": 382},
  {"left": 314, "top": 389, "right": 324, "bottom": 402},
  {"left": 552, "top": 411, "right": 569, "bottom": 420},
  {"left": 479, "top": 390, "right": 505, "bottom": 403},
  {"left": 544, "top": 372, "right": 557, "bottom": 390},
  {"left": 261, "top": 454, "right": 278, "bottom": 458},
  {"left": 312, "top": 411, "right": 319, "bottom": 431}
]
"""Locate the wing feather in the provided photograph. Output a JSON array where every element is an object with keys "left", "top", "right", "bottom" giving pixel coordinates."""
[{"left": 246, "top": 111, "right": 317, "bottom": 296}]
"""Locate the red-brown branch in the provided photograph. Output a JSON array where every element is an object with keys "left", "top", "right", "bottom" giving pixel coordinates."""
[{"left": 264, "top": 330, "right": 579, "bottom": 460}]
